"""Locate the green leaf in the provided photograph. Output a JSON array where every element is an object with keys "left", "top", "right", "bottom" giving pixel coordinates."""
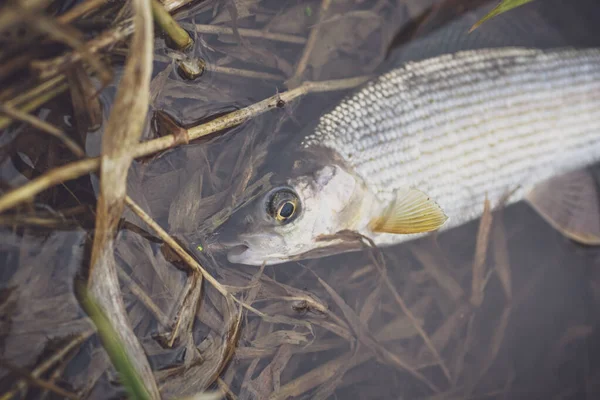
[
  {"left": 78, "top": 284, "right": 152, "bottom": 400},
  {"left": 470, "top": 0, "right": 535, "bottom": 32}
]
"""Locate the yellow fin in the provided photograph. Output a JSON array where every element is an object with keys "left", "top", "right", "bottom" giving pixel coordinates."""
[
  {"left": 369, "top": 188, "right": 448, "bottom": 234},
  {"left": 525, "top": 169, "right": 600, "bottom": 245}
]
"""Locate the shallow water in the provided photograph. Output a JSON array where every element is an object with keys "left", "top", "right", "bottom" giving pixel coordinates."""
[{"left": 2, "top": 0, "right": 600, "bottom": 399}]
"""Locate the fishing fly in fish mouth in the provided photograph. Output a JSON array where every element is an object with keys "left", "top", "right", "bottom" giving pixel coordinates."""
[{"left": 215, "top": 0, "right": 600, "bottom": 266}]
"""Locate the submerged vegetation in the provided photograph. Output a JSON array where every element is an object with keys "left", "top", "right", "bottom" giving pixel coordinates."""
[{"left": 0, "top": 0, "right": 599, "bottom": 399}]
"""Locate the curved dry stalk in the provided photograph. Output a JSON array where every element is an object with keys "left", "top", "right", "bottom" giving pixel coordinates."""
[
  {"left": 86, "top": 0, "right": 158, "bottom": 397},
  {"left": 0, "top": 104, "right": 85, "bottom": 157},
  {"left": 0, "top": 75, "right": 370, "bottom": 214},
  {"left": 194, "top": 24, "right": 306, "bottom": 44}
]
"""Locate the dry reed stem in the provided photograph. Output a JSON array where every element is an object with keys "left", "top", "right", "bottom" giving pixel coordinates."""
[
  {"left": 26, "top": 12, "right": 111, "bottom": 84},
  {"left": 194, "top": 24, "right": 306, "bottom": 44},
  {"left": 162, "top": 0, "right": 196, "bottom": 12},
  {"left": 0, "top": 75, "right": 64, "bottom": 104},
  {"left": 32, "top": 21, "right": 135, "bottom": 81},
  {"left": 0, "top": 0, "right": 51, "bottom": 32},
  {"left": 0, "top": 361, "right": 79, "bottom": 400},
  {"left": 470, "top": 197, "right": 492, "bottom": 307},
  {"left": 380, "top": 271, "right": 453, "bottom": 383},
  {"left": 116, "top": 266, "right": 171, "bottom": 327},
  {"left": 151, "top": 0, "right": 192, "bottom": 51},
  {"left": 0, "top": 76, "right": 369, "bottom": 214},
  {"left": 125, "top": 195, "right": 228, "bottom": 297},
  {"left": 0, "top": 329, "right": 94, "bottom": 400},
  {"left": 287, "top": 0, "right": 333, "bottom": 87},
  {"left": 0, "top": 81, "right": 70, "bottom": 131},
  {"left": 32, "top": 0, "right": 188, "bottom": 80},
  {"left": 164, "top": 271, "right": 202, "bottom": 347},
  {"left": 0, "top": 104, "right": 85, "bottom": 157},
  {"left": 57, "top": 0, "right": 109, "bottom": 23},
  {"left": 206, "top": 64, "right": 283, "bottom": 81},
  {"left": 86, "top": 0, "right": 159, "bottom": 396}
]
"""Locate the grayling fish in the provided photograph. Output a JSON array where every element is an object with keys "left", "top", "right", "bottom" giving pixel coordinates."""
[{"left": 218, "top": 0, "right": 600, "bottom": 266}]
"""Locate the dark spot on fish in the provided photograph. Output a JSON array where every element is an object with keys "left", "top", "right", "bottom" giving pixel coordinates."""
[{"left": 276, "top": 99, "right": 286, "bottom": 108}]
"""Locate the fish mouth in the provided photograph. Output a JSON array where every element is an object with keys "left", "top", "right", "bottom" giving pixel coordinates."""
[{"left": 226, "top": 244, "right": 250, "bottom": 263}]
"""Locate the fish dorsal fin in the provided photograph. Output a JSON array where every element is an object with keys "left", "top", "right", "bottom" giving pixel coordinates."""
[
  {"left": 525, "top": 169, "right": 600, "bottom": 245},
  {"left": 369, "top": 188, "right": 448, "bottom": 234}
]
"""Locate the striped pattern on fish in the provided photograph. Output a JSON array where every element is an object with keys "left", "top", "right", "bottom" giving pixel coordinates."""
[{"left": 302, "top": 47, "right": 600, "bottom": 245}]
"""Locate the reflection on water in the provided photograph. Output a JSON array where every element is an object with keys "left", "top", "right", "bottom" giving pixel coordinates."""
[{"left": 1, "top": 0, "right": 600, "bottom": 399}]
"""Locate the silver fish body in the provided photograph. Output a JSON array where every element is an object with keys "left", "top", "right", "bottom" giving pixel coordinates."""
[
  {"left": 217, "top": 0, "right": 600, "bottom": 266},
  {"left": 303, "top": 47, "right": 600, "bottom": 247}
]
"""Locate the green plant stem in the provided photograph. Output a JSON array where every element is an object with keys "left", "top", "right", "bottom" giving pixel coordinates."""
[{"left": 151, "top": 0, "right": 192, "bottom": 51}]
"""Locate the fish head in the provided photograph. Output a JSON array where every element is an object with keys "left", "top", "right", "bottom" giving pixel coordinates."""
[{"left": 215, "top": 162, "right": 379, "bottom": 266}]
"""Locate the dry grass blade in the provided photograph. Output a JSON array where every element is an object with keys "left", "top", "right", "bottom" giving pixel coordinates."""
[
  {"left": 56, "top": 0, "right": 109, "bottom": 23},
  {"left": 163, "top": 271, "right": 203, "bottom": 348},
  {"left": 0, "top": 0, "right": 50, "bottom": 31},
  {"left": 0, "top": 81, "right": 70, "bottom": 131},
  {"left": 410, "top": 242, "right": 464, "bottom": 303},
  {"left": 0, "top": 104, "right": 85, "bottom": 157},
  {"left": 0, "top": 361, "right": 79, "bottom": 400},
  {"left": 470, "top": 196, "right": 492, "bottom": 307},
  {"left": 194, "top": 24, "right": 306, "bottom": 44},
  {"left": 116, "top": 266, "right": 171, "bottom": 327},
  {"left": 477, "top": 305, "right": 511, "bottom": 381},
  {"left": 86, "top": 0, "right": 158, "bottom": 397},
  {"left": 0, "top": 76, "right": 369, "bottom": 214},
  {"left": 269, "top": 351, "right": 361, "bottom": 400},
  {"left": 0, "top": 330, "right": 94, "bottom": 400},
  {"left": 66, "top": 64, "right": 103, "bottom": 133},
  {"left": 379, "top": 264, "right": 453, "bottom": 384},
  {"left": 314, "top": 271, "right": 439, "bottom": 393},
  {"left": 31, "top": 21, "right": 134, "bottom": 81},
  {"left": 287, "top": 0, "right": 333, "bottom": 87},
  {"left": 492, "top": 213, "right": 512, "bottom": 301},
  {"left": 125, "top": 196, "right": 227, "bottom": 297},
  {"left": 23, "top": 11, "right": 112, "bottom": 84}
]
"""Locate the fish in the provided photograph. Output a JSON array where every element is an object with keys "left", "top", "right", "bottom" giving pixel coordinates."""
[{"left": 216, "top": 0, "right": 600, "bottom": 266}]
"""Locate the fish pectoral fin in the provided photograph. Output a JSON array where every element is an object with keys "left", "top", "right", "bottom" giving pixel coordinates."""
[
  {"left": 369, "top": 188, "right": 448, "bottom": 235},
  {"left": 525, "top": 169, "right": 600, "bottom": 245}
]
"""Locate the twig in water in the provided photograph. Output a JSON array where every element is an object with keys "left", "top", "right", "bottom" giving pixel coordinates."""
[
  {"left": 194, "top": 23, "right": 306, "bottom": 44},
  {"left": 0, "top": 104, "right": 85, "bottom": 157},
  {"left": 0, "top": 75, "right": 370, "bottom": 214}
]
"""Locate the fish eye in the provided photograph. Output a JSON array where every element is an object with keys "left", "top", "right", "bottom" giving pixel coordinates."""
[{"left": 267, "top": 188, "right": 301, "bottom": 224}]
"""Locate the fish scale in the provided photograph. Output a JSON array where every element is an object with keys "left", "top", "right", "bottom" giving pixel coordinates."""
[{"left": 302, "top": 47, "right": 600, "bottom": 245}]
